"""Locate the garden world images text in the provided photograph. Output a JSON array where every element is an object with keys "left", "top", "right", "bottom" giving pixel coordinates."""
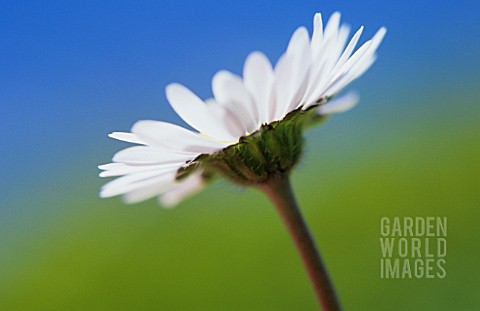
[{"left": 380, "top": 217, "right": 447, "bottom": 279}]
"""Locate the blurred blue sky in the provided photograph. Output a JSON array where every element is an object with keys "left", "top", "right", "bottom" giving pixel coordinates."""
[{"left": 1, "top": 0, "right": 479, "bottom": 209}]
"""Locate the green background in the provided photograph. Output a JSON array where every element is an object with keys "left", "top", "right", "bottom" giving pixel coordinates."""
[{"left": 2, "top": 86, "right": 479, "bottom": 310}]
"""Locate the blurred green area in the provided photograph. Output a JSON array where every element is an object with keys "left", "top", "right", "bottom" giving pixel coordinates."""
[{"left": 1, "top": 89, "right": 479, "bottom": 310}]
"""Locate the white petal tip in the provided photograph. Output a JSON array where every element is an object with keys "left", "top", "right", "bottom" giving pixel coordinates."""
[
  {"left": 313, "top": 13, "right": 323, "bottom": 29},
  {"left": 245, "top": 51, "right": 269, "bottom": 63},
  {"left": 159, "top": 199, "right": 177, "bottom": 209},
  {"left": 159, "top": 173, "right": 206, "bottom": 208},
  {"left": 121, "top": 195, "right": 147, "bottom": 205},
  {"left": 131, "top": 120, "right": 154, "bottom": 133},
  {"left": 375, "top": 27, "right": 387, "bottom": 42},
  {"left": 108, "top": 132, "right": 146, "bottom": 145},
  {"left": 99, "top": 191, "right": 110, "bottom": 199},
  {"left": 317, "top": 92, "right": 360, "bottom": 115},
  {"left": 165, "top": 82, "right": 182, "bottom": 91},
  {"left": 294, "top": 26, "right": 309, "bottom": 37},
  {"left": 108, "top": 132, "right": 122, "bottom": 140},
  {"left": 165, "top": 83, "right": 187, "bottom": 101},
  {"left": 331, "top": 11, "right": 341, "bottom": 20}
]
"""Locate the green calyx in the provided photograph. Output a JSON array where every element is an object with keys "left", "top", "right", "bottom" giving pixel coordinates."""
[{"left": 176, "top": 105, "right": 326, "bottom": 186}]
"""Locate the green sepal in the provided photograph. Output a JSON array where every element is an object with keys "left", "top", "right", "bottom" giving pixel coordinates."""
[{"left": 175, "top": 105, "right": 323, "bottom": 185}]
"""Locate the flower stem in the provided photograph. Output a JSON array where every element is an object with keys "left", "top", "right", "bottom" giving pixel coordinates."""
[{"left": 258, "top": 174, "right": 342, "bottom": 311}]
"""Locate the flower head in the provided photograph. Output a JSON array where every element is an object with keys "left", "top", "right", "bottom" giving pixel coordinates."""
[{"left": 99, "top": 12, "right": 386, "bottom": 207}]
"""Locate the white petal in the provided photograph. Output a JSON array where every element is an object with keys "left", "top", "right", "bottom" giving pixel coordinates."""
[
  {"left": 303, "top": 23, "right": 341, "bottom": 106},
  {"left": 332, "top": 25, "right": 351, "bottom": 63},
  {"left": 160, "top": 172, "right": 206, "bottom": 208},
  {"left": 323, "top": 12, "right": 341, "bottom": 46},
  {"left": 330, "top": 26, "right": 364, "bottom": 77},
  {"left": 243, "top": 51, "right": 275, "bottom": 124},
  {"left": 212, "top": 70, "right": 258, "bottom": 133},
  {"left": 274, "top": 27, "right": 311, "bottom": 119},
  {"left": 317, "top": 92, "right": 359, "bottom": 115},
  {"left": 310, "top": 28, "right": 351, "bottom": 102},
  {"left": 166, "top": 83, "right": 234, "bottom": 141},
  {"left": 132, "top": 120, "right": 228, "bottom": 154},
  {"left": 205, "top": 99, "right": 245, "bottom": 138},
  {"left": 311, "top": 11, "right": 340, "bottom": 64},
  {"left": 286, "top": 29, "right": 312, "bottom": 112},
  {"left": 99, "top": 163, "right": 124, "bottom": 170},
  {"left": 123, "top": 180, "right": 174, "bottom": 204},
  {"left": 331, "top": 40, "right": 371, "bottom": 80},
  {"left": 368, "top": 27, "right": 387, "bottom": 53},
  {"left": 271, "top": 53, "right": 290, "bottom": 119},
  {"left": 323, "top": 28, "right": 385, "bottom": 97},
  {"left": 111, "top": 146, "right": 196, "bottom": 165},
  {"left": 108, "top": 132, "right": 146, "bottom": 145},
  {"left": 99, "top": 162, "right": 187, "bottom": 177},
  {"left": 304, "top": 27, "right": 361, "bottom": 107},
  {"left": 326, "top": 56, "right": 376, "bottom": 96},
  {"left": 310, "top": 13, "right": 323, "bottom": 56},
  {"left": 314, "top": 41, "right": 372, "bottom": 100},
  {"left": 324, "top": 27, "right": 386, "bottom": 96},
  {"left": 100, "top": 168, "right": 178, "bottom": 198},
  {"left": 302, "top": 50, "right": 330, "bottom": 106}
]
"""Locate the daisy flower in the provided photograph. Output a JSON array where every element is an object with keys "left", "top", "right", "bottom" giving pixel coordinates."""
[
  {"left": 99, "top": 11, "right": 386, "bottom": 309},
  {"left": 99, "top": 12, "right": 386, "bottom": 207}
]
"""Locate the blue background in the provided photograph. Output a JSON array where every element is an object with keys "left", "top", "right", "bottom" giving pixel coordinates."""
[{"left": 1, "top": 1, "right": 479, "bottom": 310}]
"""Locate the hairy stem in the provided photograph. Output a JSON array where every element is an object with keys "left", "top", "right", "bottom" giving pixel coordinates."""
[{"left": 258, "top": 174, "right": 342, "bottom": 311}]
